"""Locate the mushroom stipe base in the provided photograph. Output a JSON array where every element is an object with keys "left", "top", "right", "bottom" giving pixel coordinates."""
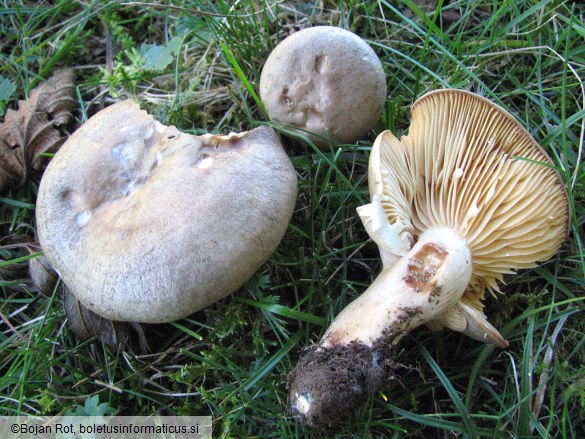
[
  {"left": 287, "top": 89, "right": 569, "bottom": 427},
  {"left": 287, "top": 336, "right": 399, "bottom": 427}
]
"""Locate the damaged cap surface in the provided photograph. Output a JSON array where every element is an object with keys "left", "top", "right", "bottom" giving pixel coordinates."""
[
  {"left": 36, "top": 100, "right": 298, "bottom": 323},
  {"left": 260, "top": 26, "right": 386, "bottom": 147}
]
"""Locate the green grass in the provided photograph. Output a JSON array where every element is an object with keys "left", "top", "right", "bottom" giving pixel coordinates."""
[{"left": 1, "top": 0, "right": 584, "bottom": 437}]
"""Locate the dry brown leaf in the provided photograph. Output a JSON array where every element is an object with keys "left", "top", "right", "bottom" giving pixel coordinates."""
[
  {"left": 0, "top": 68, "right": 76, "bottom": 192},
  {"left": 28, "top": 253, "right": 59, "bottom": 297},
  {"left": 29, "top": 252, "right": 146, "bottom": 351},
  {"left": 63, "top": 285, "right": 130, "bottom": 349}
]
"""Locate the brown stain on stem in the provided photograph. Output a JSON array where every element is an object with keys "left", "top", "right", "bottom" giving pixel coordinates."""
[{"left": 403, "top": 243, "right": 448, "bottom": 292}]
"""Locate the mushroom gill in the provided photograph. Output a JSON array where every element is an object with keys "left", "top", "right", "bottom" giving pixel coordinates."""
[
  {"left": 288, "top": 89, "right": 569, "bottom": 427},
  {"left": 370, "top": 90, "right": 569, "bottom": 340}
]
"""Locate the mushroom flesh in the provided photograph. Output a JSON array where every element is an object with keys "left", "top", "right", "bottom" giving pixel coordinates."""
[
  {"left": 260, "top": 26, "right": 387, "bottom": 147},
  {"left": 288, "top": 89, "right": 569, "bottom": 426},
  {"left": 36, "top": 100, "right": 298, "bottom": 323}
]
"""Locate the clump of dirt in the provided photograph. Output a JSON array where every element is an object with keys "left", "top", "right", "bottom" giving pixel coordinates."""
[{"left": 287, "top": 336, "right": 400, "bottom": 427}]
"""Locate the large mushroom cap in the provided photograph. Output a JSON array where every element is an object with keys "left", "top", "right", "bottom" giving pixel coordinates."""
[
  {"left": 36, "top": 101, "right": 297, "bottom": 323},
  {"left": 259, "top": 26, "right": 387, "bottom": 147},
  {"left": 363, "top": 89, "right": 569, "bottom": 342}
]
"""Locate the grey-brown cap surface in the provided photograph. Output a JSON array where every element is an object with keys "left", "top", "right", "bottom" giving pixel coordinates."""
[
  {"left": 36, "top": 101, "right": 297, "bottom": 323},
  {"left": 260, "top": 26, "right": 386, "bottom": 147}
]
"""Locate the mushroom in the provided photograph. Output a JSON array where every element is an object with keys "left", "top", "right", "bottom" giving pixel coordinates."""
[
  {"left": 259, "top": 26, "right": 386, "bottom": 147},
  {"left": 288, "top": 89, "right": 569, "bottom": 426},
  {"left": 36, "top": 100, "right": 297, "bottom": 323}
]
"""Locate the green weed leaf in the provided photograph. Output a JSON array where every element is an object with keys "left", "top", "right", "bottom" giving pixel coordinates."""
[
  {"left": 65, "top": 395, "right": 118, "bottom": 417},
  {"left": 0, "top": 76, "right": 16, "bottom": 116},
  {"left": 140, "top": 37, "right": 181, "bottom": 72}
]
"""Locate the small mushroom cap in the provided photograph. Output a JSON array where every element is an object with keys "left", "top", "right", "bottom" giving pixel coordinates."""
[
  {"left": 36, "top": 101, "right": 297, "bottom": 323},
  {"left": 367, "top": 89, "right": 569, "bottom": 305},
  {"left": 260, "top": 26, "right": 387, "bottom": 147}
]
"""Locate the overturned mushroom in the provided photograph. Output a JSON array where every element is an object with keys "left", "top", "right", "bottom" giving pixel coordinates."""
[
  {"left": 288, "top": 89, "right": 569, "bottom": 426},
  {"left": 260, "top": 26, "right": 386, "bottom": 147},
  {"left": 36, "top": 100, "right": 297, "bottom": 324}
]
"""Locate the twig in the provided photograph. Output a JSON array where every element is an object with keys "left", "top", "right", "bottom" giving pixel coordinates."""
[
  {"left": 0, "top": 308, "right": 31, "bottom": 342},
  {"left": 532, "top": 314, "right": 570, "bottom": 420}
]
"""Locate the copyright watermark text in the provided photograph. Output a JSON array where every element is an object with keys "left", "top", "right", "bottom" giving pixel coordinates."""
[{"left": 1, "top": 416, "right": 212, "bottom": 438}]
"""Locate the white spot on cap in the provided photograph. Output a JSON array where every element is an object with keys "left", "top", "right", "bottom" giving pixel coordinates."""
[
  {"left": 76, "top": 210, "right": 92, "bottom": 226},
  {"left": 153, "top": 121, "right": 166, "bottom": 133},
  {"left": 112, "top": 142, "right": 134, "bottom": 165},
  {"left": 143, "top": 123, "right": 154, "bottom": 140},
  {"left": 198, "top": 156, "right": 214, "bottom": 169},
  {"left": 147, "top": 152, "right": 161, "bottom": 171}
]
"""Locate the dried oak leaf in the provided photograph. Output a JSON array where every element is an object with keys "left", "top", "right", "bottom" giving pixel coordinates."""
[
  {"left": 0, "top": 68, "right": 76, "bottom": 192},
  {"left": 28, "top": 248, "right": 147, "bottom": 351},
  {"left": 28, "top": 252, "right": 59, "bottom": 297},
  {"left": 63, "top": 284, "right": 131, "bottom": 349}
]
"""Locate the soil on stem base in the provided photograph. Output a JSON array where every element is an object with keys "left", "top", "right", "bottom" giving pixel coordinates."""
[{"left": 287, "top": 333, "right": 401, "bottom": 427}]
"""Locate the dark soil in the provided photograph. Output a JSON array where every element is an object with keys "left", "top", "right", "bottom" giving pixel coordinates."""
[{"left": 287, "top": 335, "right": 400, "bottom": 427}]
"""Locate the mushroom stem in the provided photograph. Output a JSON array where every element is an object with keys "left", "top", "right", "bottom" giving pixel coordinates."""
[
  {"left": 323, "top": 227, "right": 471, "bottom": 348},
  {"left": 288, "top": 227, "right": 472, "bottom": 426}
]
